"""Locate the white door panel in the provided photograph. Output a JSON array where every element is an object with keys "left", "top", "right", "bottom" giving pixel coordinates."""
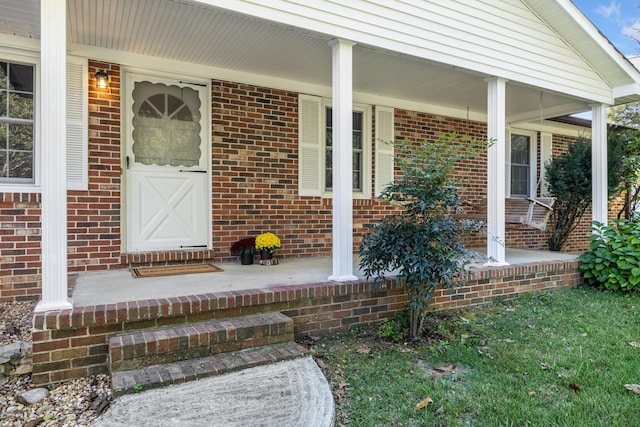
[
  {"left": 129, "top": 171, "right": 206, "bottom": 251},
  {"left": 125, "top": 74, "right": 209, "bottom": 252}
]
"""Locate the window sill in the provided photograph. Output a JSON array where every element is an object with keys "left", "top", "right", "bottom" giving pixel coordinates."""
[
  {"left": 0, "top": 183, "right": 41, "bottom": 193},
  {"left": 321, "top": 192, "right": 371, "bottom": 200}
]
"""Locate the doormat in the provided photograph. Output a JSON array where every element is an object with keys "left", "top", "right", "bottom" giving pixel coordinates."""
[{"left": 130, "top": 263, "right": 223, "bottom": 278}]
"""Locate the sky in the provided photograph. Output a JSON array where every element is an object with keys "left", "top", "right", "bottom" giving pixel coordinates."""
[{"left": 573, "top": 1, "right": 640, "bottom": 57}]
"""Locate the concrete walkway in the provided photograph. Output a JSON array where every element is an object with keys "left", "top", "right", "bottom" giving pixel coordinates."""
[{"left": 92, "top": 356, "right": 334, "bottom": 427}]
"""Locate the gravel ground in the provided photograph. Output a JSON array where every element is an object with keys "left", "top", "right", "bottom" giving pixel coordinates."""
[
  {"left": 0, "top": 301, "right": 35, "bottom": 346},
  {"left": 1, "top": 301, "right": 112, "bottom": 427}
]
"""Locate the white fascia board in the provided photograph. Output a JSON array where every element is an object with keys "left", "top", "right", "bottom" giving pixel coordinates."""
[{"left": 612, "top": 83, "right": 640, "bottom": 102}]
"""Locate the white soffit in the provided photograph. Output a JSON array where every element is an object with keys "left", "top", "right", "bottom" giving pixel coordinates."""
[{"left": 2, "top": 0, "right": 639, "bottom": 119}]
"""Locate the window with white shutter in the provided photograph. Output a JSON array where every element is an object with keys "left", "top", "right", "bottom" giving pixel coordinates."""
[{"left": 298, "top": 94, "right": 383, "bottom": 199}]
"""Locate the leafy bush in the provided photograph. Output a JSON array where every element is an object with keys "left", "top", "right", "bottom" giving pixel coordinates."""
[
  {"left": 360, "top": 132, "right": 489, "bottom": 339},
  {"left": 578, "top": 220, "right": 640, "bottom": 291},
  {"left": 377, "top": 310, "right": 409, "bottom": 342}
]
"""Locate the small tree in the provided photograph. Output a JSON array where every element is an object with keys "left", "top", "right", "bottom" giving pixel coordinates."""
[
  {"left": 359, "top": 132, "right": 488, "bottom": 339},
  {"left": 546, "top": 136, "right": 626, "bottom": 251},
  {"left": 546, "top": 138, "right": 594, "bottom": 251}
]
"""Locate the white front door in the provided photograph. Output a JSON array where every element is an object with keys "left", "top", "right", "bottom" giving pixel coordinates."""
[{"left": 125, "top": 74, "right": 209, "bottom": 252}]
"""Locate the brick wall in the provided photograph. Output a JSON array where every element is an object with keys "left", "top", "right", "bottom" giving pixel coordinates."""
[
  {"left": 0, "top": 193, "right": 42, "bottom": 302},
  {"left": 211, "top": 81, "right": 398, "bottom": 261},
  {"left": 31, "top": 259, "right": 579, "bottom": 385},
  {"left": 67, "top": 61, "right": 124, "bottom": 273},
  {"left": 0, "top": 70, "right": 603, "bottom": 301}
]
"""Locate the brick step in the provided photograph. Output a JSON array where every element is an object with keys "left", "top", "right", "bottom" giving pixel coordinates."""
[
  {"left": 111, "top": 341, "right": 307, "bottom": 396},
  {"left": 109, "top": 312, "right": 293, "bottom": 372}
]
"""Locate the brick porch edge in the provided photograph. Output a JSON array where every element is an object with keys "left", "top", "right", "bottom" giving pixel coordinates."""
[{"left": 31, "top": 260, "right": 580, "bottom": 385}]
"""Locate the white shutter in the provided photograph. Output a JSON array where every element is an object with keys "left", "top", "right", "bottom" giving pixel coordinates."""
[
  {"left": 374, "top": 106, "right": 394, "bottom": 196},
  {"left": 540, "top": 132, "right": 553, "bottom": 197},
  {"left": 298, "top": 94, "right": 322, "bottom": 196},
  {"left": 66, "top": 56, "right": 88, "bottom": 190}
]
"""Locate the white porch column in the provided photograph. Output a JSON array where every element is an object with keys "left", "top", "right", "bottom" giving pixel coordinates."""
[
  {"left": 328, "top": 39, "right": 358, "bottom": 281},
  {"left": 485, "top": 77, "right": 508, "bottom": 266},
  {"left": 35, "top": 0, "right": 72, "bottom": 311},
  {"left": 591, "top": 103, "right": 608, "bottom": 225}
]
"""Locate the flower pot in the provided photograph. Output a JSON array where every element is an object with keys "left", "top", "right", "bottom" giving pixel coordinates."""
[
  {"left": 240, "top": 250, "right": 254, "bottom": 265},
  {"left": 260, "top": 249, "right": 273, "bottom": 260}
]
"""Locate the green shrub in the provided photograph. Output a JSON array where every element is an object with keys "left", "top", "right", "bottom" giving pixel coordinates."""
[
  {"left": 377, "top": 310, "right": 409, "bottom": 342},
  {"left": 578, "top": 220, "right": 640, "bottom": 291},
  {"left": 360, "top": 132, "right": 489, "bottom": 339}
]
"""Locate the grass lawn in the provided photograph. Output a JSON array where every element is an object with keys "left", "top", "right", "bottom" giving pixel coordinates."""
[{"left": 315, "top": 286, "right": 640, "bottom": 426}]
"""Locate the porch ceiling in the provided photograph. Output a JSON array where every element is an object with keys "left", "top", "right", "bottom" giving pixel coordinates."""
[{"left": 0, "top": 0, "right": 604, "bottom": 122}]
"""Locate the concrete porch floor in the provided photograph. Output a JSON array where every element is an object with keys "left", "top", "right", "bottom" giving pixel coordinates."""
[{"left": 70, "top": 248, "right": 578, "bottom": 307}]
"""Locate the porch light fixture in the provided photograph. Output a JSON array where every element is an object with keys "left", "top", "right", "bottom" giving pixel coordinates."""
[{"left": 95, "top": 69, "right": 109, "bottom": 89}]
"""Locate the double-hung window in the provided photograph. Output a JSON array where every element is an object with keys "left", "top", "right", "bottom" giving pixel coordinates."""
[
  {"left": 324, "top": 107, "right": 364, "bottom": 192},
  {"left": 298, "top": 94, "right": 394, "bottom": 199},
  {"left": 507, "top": 129, "right": 537, "bottom": 197},
  {"left": 0, "top": 61, "right": 35, "bottom": 184},
  {"left": 0, "top": 51, "right": 88, "bottom": 192}
]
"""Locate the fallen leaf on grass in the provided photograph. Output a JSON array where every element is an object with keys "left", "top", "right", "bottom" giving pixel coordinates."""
[
  {"left": 460, "top": 316, "right": 470, "bottom": 324},
  {"left": 502, "top": 338, "right": 516, "bottom": 344},
  {"left": 415, "top": 397, "right": 433, "bottom": 410},
  {"left": 569, "top": 383, "right": 581, "bottom": 393},
  {"left": 540, "top": 363, "right": 552, "bottom": 370},
  {"left": 629, "top": 342, "right": 640, "bottom": 348},
  {"left": 338, "top": 381, "right": 349, "bottom": 389},
  {"left": 434, "top": 364, "right": 455, "bottom": 373},
  {"left": 624, "top": 384, "right": 640, "bottom": 394},
  {"left": 357, "top": 346, "right": 371, "bottom": 354},
  {"left": 435, "top": 405, "right": 444, "bottom": 415}
]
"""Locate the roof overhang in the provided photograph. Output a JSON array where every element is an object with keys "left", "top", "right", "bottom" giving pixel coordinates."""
[{"left": 1, "top": 0, "right": 640, "bottom": 124}]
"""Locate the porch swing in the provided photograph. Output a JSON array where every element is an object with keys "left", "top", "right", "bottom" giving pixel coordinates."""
[
  {"left": 504, "top": 185, "right": 555, "bottom": 231},
  {"left": 457, "top": 189, "right": 555, "bottom": 231}
]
